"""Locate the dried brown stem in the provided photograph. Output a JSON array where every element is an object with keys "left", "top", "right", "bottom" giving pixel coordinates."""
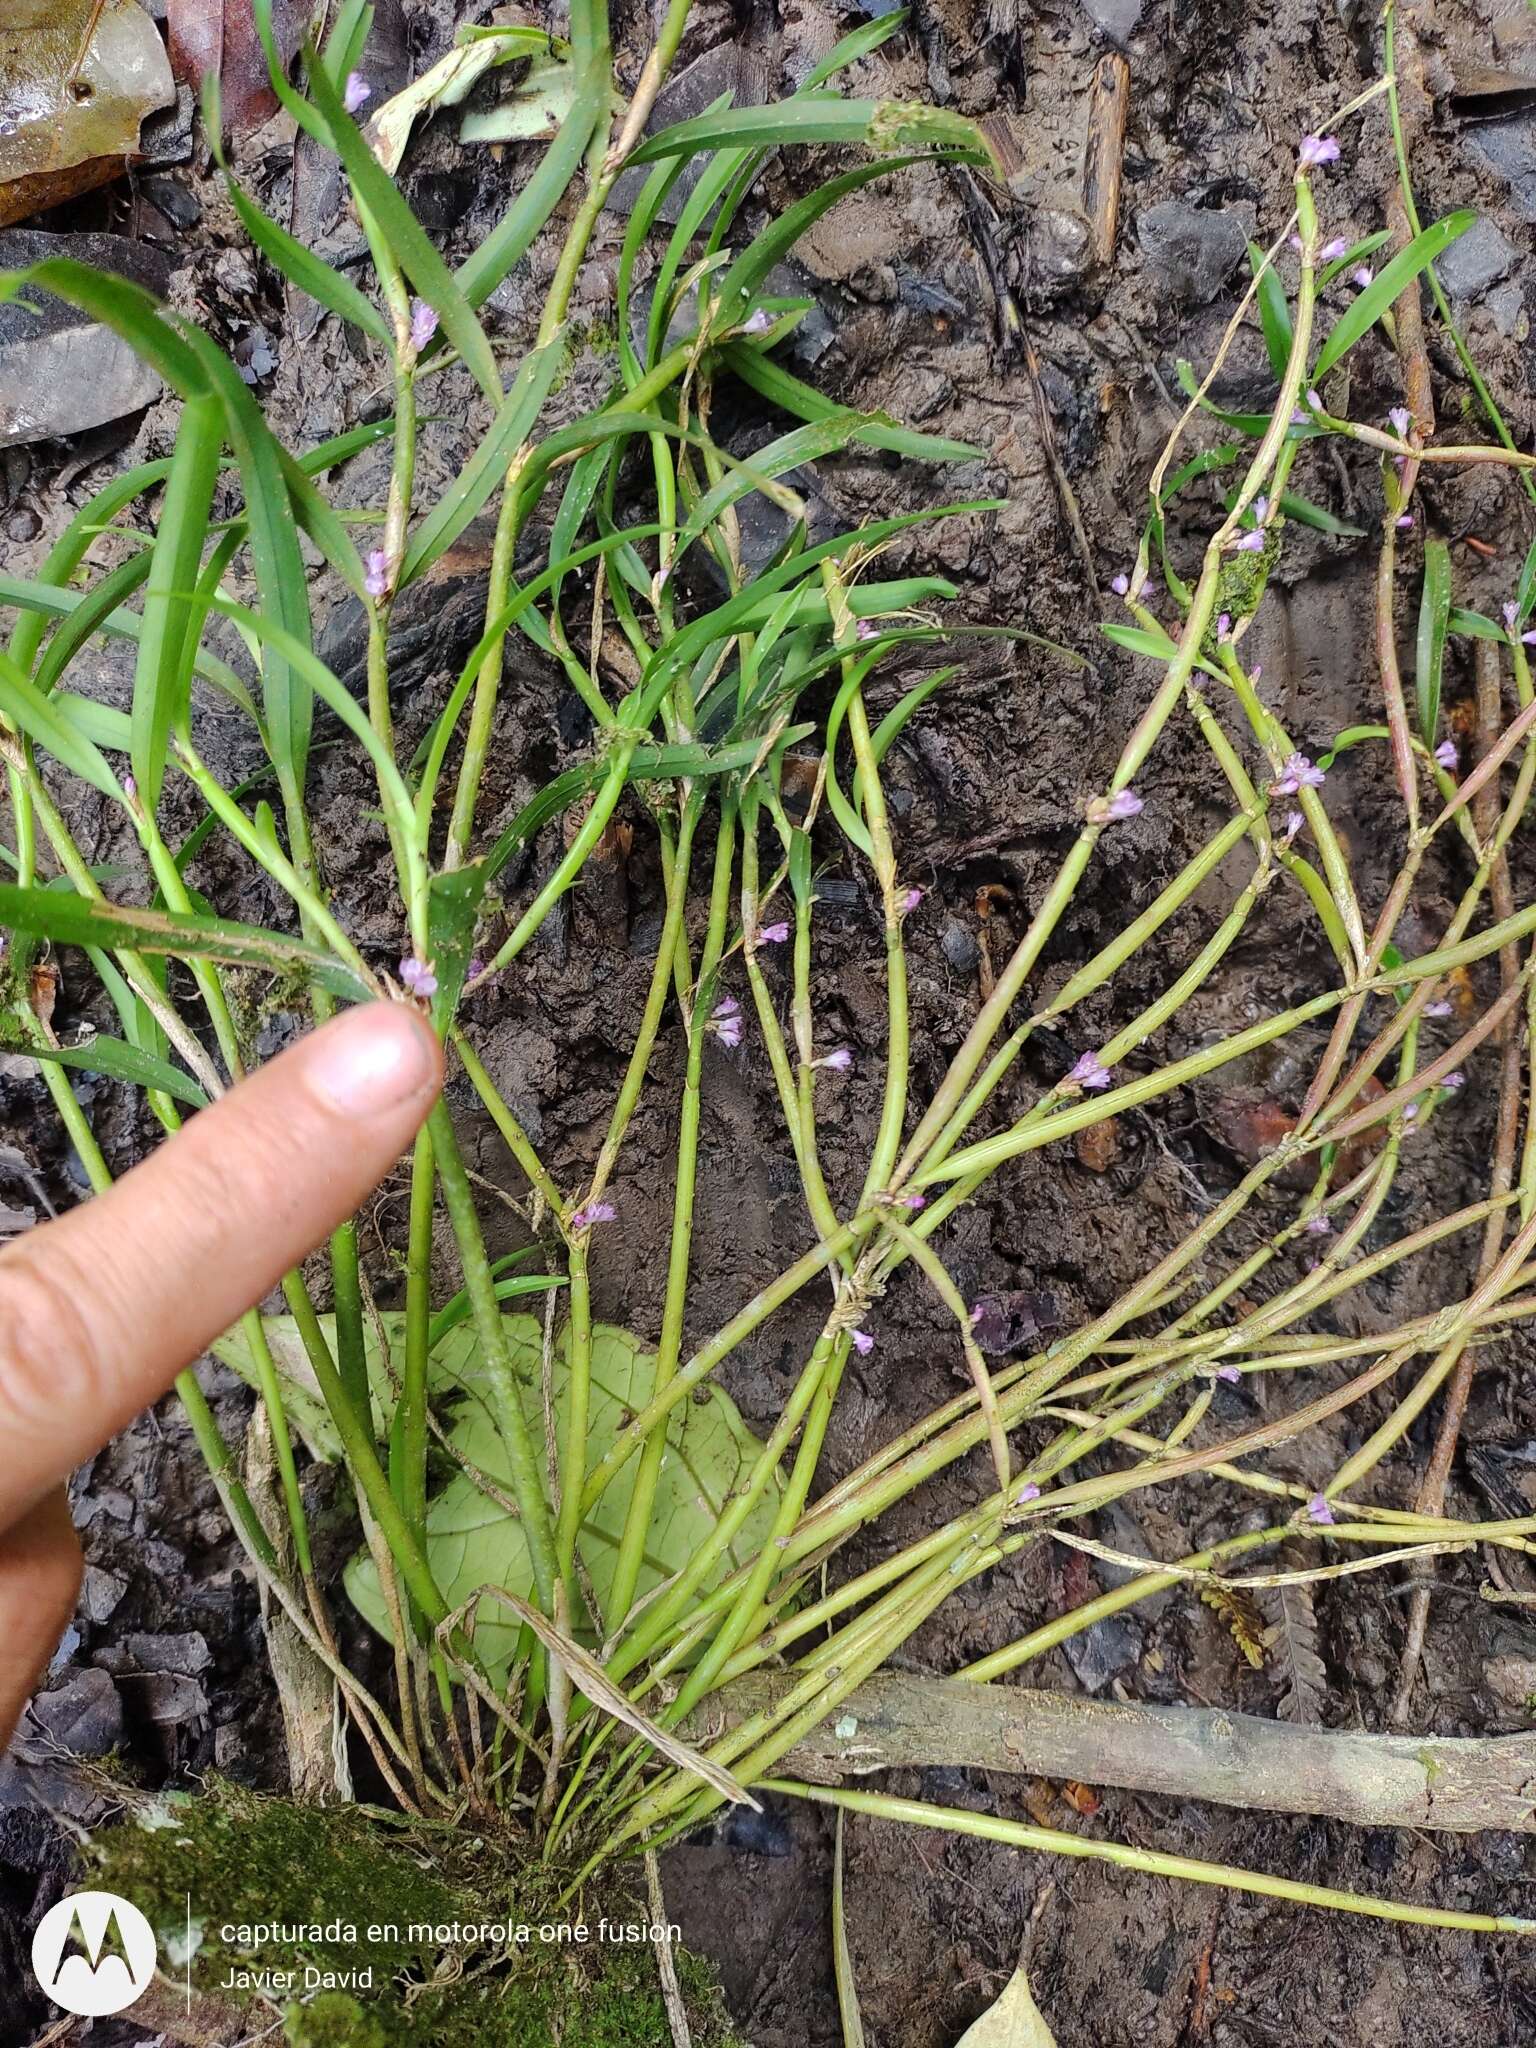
[{"left": 1392, "top": 642, "right": 1525, "bottom": 1721}]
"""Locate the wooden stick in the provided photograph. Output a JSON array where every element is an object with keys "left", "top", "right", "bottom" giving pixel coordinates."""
[
  {"left": 702, "top": 1670, "right": 1536, "bottom": 1834},
  {"left": 1083, "top": 54, "right": 1130, "bottom": 271}
]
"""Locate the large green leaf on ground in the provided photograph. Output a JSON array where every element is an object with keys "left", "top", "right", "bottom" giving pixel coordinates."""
[{"left": 215, "top": 1311, "right": 784, "bottom": 1677}]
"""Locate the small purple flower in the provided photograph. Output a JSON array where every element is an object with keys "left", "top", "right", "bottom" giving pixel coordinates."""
[
  {"left": 1424, "top": 999, "right": 1453, "bottom": 1018},
  {"left": 1403, "top": 1098, "right": 1419, "bottom": 1123},
  {"left": 1389, "top": 406, "right": 1412, "bottom": 439},
  {"left": 1272, "top": 751, "right": 1325, "bottom": 795},
  {"left": 569, "top": 1199, "right": 616, "bottom": 1232},
  {"left": 819, "top": 1047, "right": 854, "bottom": 1072},
  {"left": 757, "top": 920, "right": 790, "bottom": 945},
  {"left": 1319, "top": 236, "right": 1347, "bottom": 262},
  {"left": 1215, "top": 1364, "right": 1242, "bottom": 1384},
  {"left": 1288, "top": 233, "right": 1304, "bottom": 253},
  {"left": 1304, "top": 1213, "right": 1332, "bottom": 1237},
  {"left": 1111, "top": 572, "right": 1130, "bottom": 597},
  {"left": 1016, "top": 1482, "right": 1042, "bottom": 1504},
  {"left": 899, "top": 886, "right": 924, "bottom": 913},
  {"left": 1282, "top": 809, "right": 1305, "bottom": 845},
  {"left": 399, "top": 955, "right": 438, "bottom": 998},
  {"left": 1291, "top": 408, "right": 1309, "bottom": 427},
  {"left": 1298, "top": 134, "right": 1340, "bottom": 170},
  {"left": 1232, "top": 529, "right": 1266, "bottom": 553},
  {"left": 364, "top": 548, "right": 389, "bottom": 600},
  {"left": 1088, "top": 787, "right": 1144, "bottom": 826},
  {"left": 851, "top": 1328, "right": 874, "bottom": 1356},
  {"left": 1305, "top": 388, "right": 1323, "bottom": 412},
  {"left": 465, "top": 956, "right": 485, "bottom": 981},
  {"left": 1216, "top": 611, "right": 1232, "bottom": 641},
  {"left": 712, "top": 996, "right": 743, "bottom": 1049},
  {"left": 1396, "top": 513, "right": 1415, "bottom": 530},
  {"left": 1066, "top": 1050, "right": 1112, "bottom": 1091},
  {"left": 1307, "top": 1492, "right": 1336, "bottom": 1525},
  {"left": 1434, "top": 739, "right": 1458, "bottom": 772},
  {"left": 892, "top": 1191, "right": 926, "bottom": 1210},
  {"left": 343, "top": 71, "right": 371, "bottom": 114},
  {"left": 1252, "top": 496, "right": 1269, "bottom": 521},
  {"left": 1351, "top": 265, "right": 1374, "bottom": 288},
  {"left": 123, "top": 771, "right": 139, "bottom": 803},
  {"left": 409, "top": 300, "right": 438, "bottom": 351},
  {"left": 742, "top": 307, "right": 773, "bottom": 336},
  {"left": 969, "top": 1303, "right": 985, "bottom": 1324},
  {"left": 1442, "top": 1070, "right": 1465, "bottom": 1091}
]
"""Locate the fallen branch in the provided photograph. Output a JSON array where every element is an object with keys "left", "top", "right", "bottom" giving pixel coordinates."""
[{"left": 703, "top": 1670, "right": 1536, "bottom": 1834}]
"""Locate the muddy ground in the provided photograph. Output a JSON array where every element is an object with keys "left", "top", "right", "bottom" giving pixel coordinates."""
[{"left": 6, "top": 0, "right": 1536, "bottom": 2042}]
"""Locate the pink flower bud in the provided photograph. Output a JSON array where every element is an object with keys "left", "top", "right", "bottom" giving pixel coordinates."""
[
  {"left": 569, "top": 1199, "right": 616, "bottom": 1231},
  {"left": 1066, "top": 1051, "right": 1112, "bottom": 1090},
  {"left": 343, "top": 72, "right": 371, "bottom": 114}
]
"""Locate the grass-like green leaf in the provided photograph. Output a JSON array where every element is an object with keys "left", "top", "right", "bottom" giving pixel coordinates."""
[
  {"left": 0, "top": 570, "right": 259, "bottom": 727},
  {"left": 715, "top": 155, "right": 936, "bottom": 326},
  {"left": 1415, "top": 538, "right": 1452, "bottom": 745},
  {"left": 23, "top": 1034, "right": 208, "bottom": 1108},
  {"left": 0, "top": 650, "right": 122, "bottom": 800},
  {"left": 1449, "top": 605, "right": 1503, "bottom": 642},
  {"left": 302, "top": 40, "right": 503, "bottom": 405},
  {"left": 1248, "top": 242, "right": 1293, "bottom": 383},
  {"left": 1102, "top": 621, "right": 1181, "bottom": 660},
  {"left": 1312, "top": 212, "right": 1475, "bottom": 382},
  {"left": 399, "top": 335, "right": 566, "bottom": 585},
  {"left": 1516, "top": 535, "right": 1536, "bottom": 629},
  {"left": 627, "top": 96, "right": 994, "bottom": 169},
  {"left": 0, "top": 883, "right": 371, "bottom": 1000},
  {"left": 132, "top": 392, "right": 223, "bottom": 811},
  {"left": 721, "top": 341, "right": 980, "bottom": 462},
  {"left": 211, "top": 99, "right": 393, "bottom": 346},
  {"left": 456, "top": 46, "right": 606, "bottom": 308}
]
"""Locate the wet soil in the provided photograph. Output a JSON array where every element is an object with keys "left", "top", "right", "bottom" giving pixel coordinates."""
[{"left": 7, "top": 0, "right": 1536, "bottom": 2043}]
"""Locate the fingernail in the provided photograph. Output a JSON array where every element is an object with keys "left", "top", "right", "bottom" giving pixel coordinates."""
[{"left": 307, "top": 1002, "right": 438, "bottom": 1116}]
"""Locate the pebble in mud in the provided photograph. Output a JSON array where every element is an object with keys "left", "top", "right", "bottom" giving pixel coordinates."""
[
  {"left": 1136, "top": 199, "right": 1251, "bottom": 304},
  {"left": 1437, "top": 215, "right": 1517, "bottom": 303},
  {"left": 941, "top": 920, "right": 980, "bottom": 974},
  {"left": 1063, "top": 1614, "right": 1143, "bottom": 1692}
]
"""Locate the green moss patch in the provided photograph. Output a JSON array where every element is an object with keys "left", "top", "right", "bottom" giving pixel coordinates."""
[{"left": 89, "top": 1779, "right": 741, "bottom": 2048}]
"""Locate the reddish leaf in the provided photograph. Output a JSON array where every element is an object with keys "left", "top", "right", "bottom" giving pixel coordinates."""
[{"left": 169, "top": 0, "right": 304, "bottom": 137}]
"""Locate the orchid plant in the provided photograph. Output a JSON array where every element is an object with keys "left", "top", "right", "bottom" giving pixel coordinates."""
[{"left": 4, "top": 1, "right": 1536, "bottom": 2033}]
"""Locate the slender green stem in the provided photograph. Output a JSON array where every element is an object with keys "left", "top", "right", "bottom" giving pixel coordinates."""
[{"left": 430, "top": 1100, "right": 560, "bottom": 1613}]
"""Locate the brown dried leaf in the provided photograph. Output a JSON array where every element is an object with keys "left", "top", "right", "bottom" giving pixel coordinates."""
[
  {"left": 1200, "top": 1582, "right": 1266, "bottom": 1669},
  {"left": 166, "top": 0, "right": 304, "bottom": 138},
  {"left": 1261, "top": 1540, "right": 1327, "bottom": 1724},
  {"left": 0, "top": 0, "right": 174, "bottom": 225}
]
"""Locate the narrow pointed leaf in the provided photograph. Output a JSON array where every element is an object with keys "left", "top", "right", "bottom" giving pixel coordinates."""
[
  {"left": 0, "top": 884, "right": 371, "bottom": 1000},
  {"left": 1312, "top": 212, "right": 1475, "bottom": 381}
]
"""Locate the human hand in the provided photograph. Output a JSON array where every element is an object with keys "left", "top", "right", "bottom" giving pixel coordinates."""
[{"left": 0, "top": 1001, "right": 442, "bottom": 1744}]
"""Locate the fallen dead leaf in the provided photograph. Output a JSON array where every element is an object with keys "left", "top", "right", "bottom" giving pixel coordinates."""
[
  {"left": 954, "top": 1967, "right": 1059, "bottom": 2048},
  {"left": 0, "top": 0, "right": 175, "bottom": 226},
  {"left": 166, "top": 0, "right": 304, "bottom": 138}
]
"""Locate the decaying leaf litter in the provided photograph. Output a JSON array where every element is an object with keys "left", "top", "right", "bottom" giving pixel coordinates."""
[{"left": 5, "top": 0, "right": 1536, "bottom": 2045}]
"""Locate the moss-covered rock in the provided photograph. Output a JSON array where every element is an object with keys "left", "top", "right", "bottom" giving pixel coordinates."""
[{"left": 88, "top": 1779, "right": 742, "bottom": 2048}]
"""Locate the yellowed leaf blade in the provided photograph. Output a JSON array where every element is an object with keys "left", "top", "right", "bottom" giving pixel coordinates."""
[{"left": 955, "top": 1968, "right": 1059, "bottom": 2048}]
